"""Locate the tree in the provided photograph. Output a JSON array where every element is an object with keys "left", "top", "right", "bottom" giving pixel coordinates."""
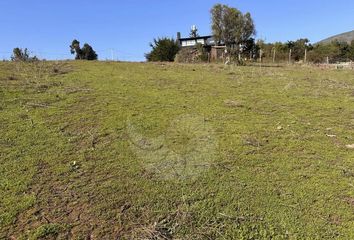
[
  {"left": 242, "top": 38, "right": 258, "bottom": 59},
  {"left": 210, "top": 4, "right": 223, "bottom": 45},
  {"left": 11, "top": 48, "right": 38, "bottom": 62},
  {"left": 70, "top": 40, "right": 82, "bottom": 60},
  {"left": 241, "top": 13, "right": 256, "bottom": 44},
  {"left": 210, "top": 4, "right": 255, "bottom": 49},
  {"left": 290, "top": 39, "right": 311, "bottom": 61},
  {"left": 145, "top": 37, "right": 180, "bottom": 62},
  {"left": 81, "top": 44, "right": 98, "bottom": 60},
  {"left": 350, "top": 40, "right": 354, "bottom": 60},
  {"left": 189, "top": 25, "right": 199, "bottom": 38},
  {"left": 70, "top": 39, "right": 97, "bottom": 60},
  {"left": 307, "top": 41, "right": 351, "bottom": 63}
]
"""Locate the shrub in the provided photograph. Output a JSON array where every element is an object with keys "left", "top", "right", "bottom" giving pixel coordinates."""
[
  {"left": 11, "top": 48, "right": 38, "bottom": 62},
  {"left": 175, "top": 44, "right": 209, "bottom": 63},
  {"left": 70, "top": 39, "right": 98, "bottom": 60},
  {"left": 145, "top": 38, "right": 180, "bottom": 62}
]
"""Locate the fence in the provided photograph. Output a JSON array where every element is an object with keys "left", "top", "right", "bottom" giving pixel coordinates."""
[
  {"left": 314, "top": 61, "right": 354, "bottom": 70},
  {"left": 0, "top": 49, "right": 143, "bottom": 62}
]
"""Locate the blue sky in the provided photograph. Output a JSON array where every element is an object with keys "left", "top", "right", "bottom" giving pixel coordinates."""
[{"left": 0, "top": 0, "right": 353, "bottom": 61}]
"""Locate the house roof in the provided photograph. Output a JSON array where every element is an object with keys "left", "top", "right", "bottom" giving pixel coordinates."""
[{"left": 178, "top": 35, "right": 213, "bottom": 41}]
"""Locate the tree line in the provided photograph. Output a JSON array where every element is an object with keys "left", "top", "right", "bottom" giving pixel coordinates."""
[
  {"left": 146, "top": 3, "right": 354, "bottom": 64},
  {"left": 8, "top": 4, "right": 354, "bottom": 64},
  {"left": 10, "top": 39, "right": 98, "bottom": 62},
  {"left": 255, "top": 39, "right": 354, "bottom": 63}
]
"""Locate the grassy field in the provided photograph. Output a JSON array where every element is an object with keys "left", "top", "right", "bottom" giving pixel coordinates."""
[{"left": 1, "top": 61, "right": 354, "bottom": 239}]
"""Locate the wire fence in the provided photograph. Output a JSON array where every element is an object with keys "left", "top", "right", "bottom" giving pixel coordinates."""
[{"left": 0, "top": 48, "right": 144, "bottom": 62}]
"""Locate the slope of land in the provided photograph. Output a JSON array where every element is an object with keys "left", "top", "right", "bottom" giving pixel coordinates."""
[
  {"left": 318, "top": 30, "right": 354, "bottom": 44},
  {"left": 1, "top": 61, "right": 354, "bottom": 239}
]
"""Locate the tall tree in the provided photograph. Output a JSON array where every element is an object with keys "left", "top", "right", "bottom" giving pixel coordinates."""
[
  {"left": 210, "top": 4, "right": 255, "bottom": 49},
  {"left": 210, "top": 4, "right": 223, "bottom": 45},
  {"left": 241, "top": 13, "right": 256, "bottom": 43}
]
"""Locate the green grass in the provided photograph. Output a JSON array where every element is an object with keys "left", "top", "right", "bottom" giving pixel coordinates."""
[{"left": 1, "top": 61, "right": 354, "bottom": 239}]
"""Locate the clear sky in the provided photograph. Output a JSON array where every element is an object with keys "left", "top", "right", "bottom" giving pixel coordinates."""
[{"left": 0, "top": 0, "right": 353, "bottom": 61}]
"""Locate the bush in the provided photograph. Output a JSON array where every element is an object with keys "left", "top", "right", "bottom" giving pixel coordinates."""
[
  {"left": 70, "top": 39, "right": 98, "bottom": 60},
  {"left": 11, "top": 48, "right": 38, "bottom": 62},
  {"left": 175, "top": 44, "right": 209, "bottom": 63},
  {"left": 30, "top": 224, "right": 63, "bottom": 240},
  {"left": 145, "top": 38, "right": 180, "bottom": 62},
  {"left": 175, "top": 48, "right": 199, "bottom": 63},
  {"left": 196, "top": 43, "right": 209, "bottom": 62}
]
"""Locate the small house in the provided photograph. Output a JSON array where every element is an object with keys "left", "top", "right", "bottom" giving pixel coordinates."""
[{"left": 176, "top": 32, "right": 226, "bottom": 62}]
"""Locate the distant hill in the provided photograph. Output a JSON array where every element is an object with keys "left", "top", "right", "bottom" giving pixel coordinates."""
[{"left": 318, "top": 30, "right": 354, "bottom": 44}]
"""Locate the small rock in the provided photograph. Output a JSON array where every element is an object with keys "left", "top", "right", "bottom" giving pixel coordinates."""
[
  {"left": 346, "top": 144, "right": 354, "bottom": 149},
  {"left": 277, "top": 126, "right": 283, "bottom": 130},
  {"left": 326, "top": 134, "right": 336, "bottom": 138},
  {"left": 224, "top": 99, "right": 244, "bottom": 108}
]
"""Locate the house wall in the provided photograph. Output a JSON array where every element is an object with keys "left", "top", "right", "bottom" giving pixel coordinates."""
[
  {"left": 181, "top": 39, "right": 206, "bottom": 47},
  {"left": 210, "top": 47, "right": 226, "bottom": 61}
]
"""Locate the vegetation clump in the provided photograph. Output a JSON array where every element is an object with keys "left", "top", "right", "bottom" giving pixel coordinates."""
[
  {"left": 175, "top": 43, "right": 208, "bottom": 63},
  {"left": 11, "top": 48, "right": 38, "bottom": 62},
  {"left": 145, "top": 37, "right": 180, "bottom": 62},
  {"left": 70, "top": 39, "right": 98, "bottom": 60}
]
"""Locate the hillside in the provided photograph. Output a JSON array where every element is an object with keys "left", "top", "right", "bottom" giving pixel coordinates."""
[
  {"left": 1, "top": 61, "right": 354, "bottom": 239},
  {"left": 318, "top": 30, "right": 354, "bottom": 44}
]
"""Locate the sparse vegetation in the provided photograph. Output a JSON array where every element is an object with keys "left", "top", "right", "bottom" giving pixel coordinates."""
[
  {"left": 1, "top": 61, "right": 354, "bottom": 239},
  {"left": 1, "top": 1, "right": 354, "bottom": 238},
  {"left": 11, "top": 48, "right": 38, "bottom": 62},
  {"left": 29, "top": 224, "right": 64, "bottom": 240}
]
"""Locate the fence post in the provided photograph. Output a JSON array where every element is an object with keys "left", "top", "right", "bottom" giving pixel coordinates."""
[
  {"left": 259, "top": 49, "right": 263, "bottom": 63},
  {"left": 272, "top": 48, "right": 276, "bottom": 63}
]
